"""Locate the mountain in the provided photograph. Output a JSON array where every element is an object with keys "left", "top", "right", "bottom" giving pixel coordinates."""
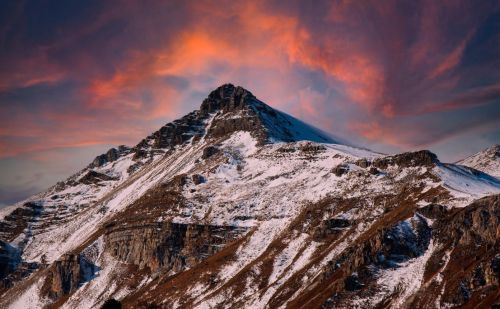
[
  {"left": 0, "top": 84, "right": 499, "bottom": 309},
  {"left": 457, "top": 144, "right": 500, "bottom": 178}
]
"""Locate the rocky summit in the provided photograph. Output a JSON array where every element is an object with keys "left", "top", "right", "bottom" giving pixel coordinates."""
[{"left": 0, "top": 84, "right": 499, "bottom": 309}]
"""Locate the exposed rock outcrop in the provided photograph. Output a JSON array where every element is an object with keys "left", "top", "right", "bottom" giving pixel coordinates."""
[
  {"left": 372, "top": 150, "right": 438, "bottom": 169},
  {"left": 202, "top": 145, "right": 220, "bottom": 159},
  {"left": 79, "top": 171, "right": 118, "bottom": 185},
  {"left": 332, "top": 164, "right": 349, "bottom": 177},
  {"left": 104, "top": 222, "right": 244, "bottom": 272},
  {"left": 42, "top": 253, "right": 98, "bottom": 300},
  {"left": 91, "top": 146, "right": 130, "bottom": 168},
  {"left": 0, "top": 202, "right": 42, "bottom": 242}
]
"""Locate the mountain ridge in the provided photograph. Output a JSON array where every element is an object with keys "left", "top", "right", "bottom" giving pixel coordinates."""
[{"left": 0, "top": 85, "right": 499, "bottom": 308}]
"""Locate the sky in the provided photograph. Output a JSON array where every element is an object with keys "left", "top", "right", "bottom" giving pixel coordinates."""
[{"left": 0, "top": 0, "right": 499, "bottom": 207}]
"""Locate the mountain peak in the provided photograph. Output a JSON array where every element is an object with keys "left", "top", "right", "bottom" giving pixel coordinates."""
[
  {"left": 199, "top": 84, "right": 337, "bottom": 145},
  {"left": 200, "top": 83, "right": 256, "bottom": 115},
  {"left": 457, "top": 144, "right": 500, "bottom": 177},
  {"left": 93, "top": 84, "right": 339, "bottom": 164}
]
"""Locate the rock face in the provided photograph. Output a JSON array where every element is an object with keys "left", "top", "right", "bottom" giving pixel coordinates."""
[
  {"left": 416, "top": 195, "right": 500, "bottom": 307},
  {"left": 0, "top": 84, "right": 499, "bottom": 309},
  {"left": 42, "top": 253, "right": 98, "bottom": 300},
  {"left": 43, "top": 254, "right": 81, "bottom": 299},
  {"left": 104, "top": 222, "right": 244, "bottom": 272},
  {"left": 200, "top": 84, "right": 256, "bottom": 115}
]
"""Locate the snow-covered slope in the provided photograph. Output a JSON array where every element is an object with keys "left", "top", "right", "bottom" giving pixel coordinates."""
[
  {"left": 457, "top": 144, "right": 500, "bottom": 178},
  {"left": 0, "top": 84, "right": 499, "bottom": 309}
]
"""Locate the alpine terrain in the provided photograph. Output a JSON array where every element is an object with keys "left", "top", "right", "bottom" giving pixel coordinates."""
[{"left": 0, "top": 84, "right": 499, "bottom": 309}]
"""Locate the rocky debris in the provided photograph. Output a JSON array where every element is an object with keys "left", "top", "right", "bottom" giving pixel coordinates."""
[
  {"left": 277, "top": 145, "right": 296, "bottom": 153},
  {"left": 355, "top": 158, "right": 371, "bottom": 168},
  {"left": 332, "top": 164, "right": 349, "bottom": 177},
  {"left": 299, "top": 143, "right": 326, "bottom": 153},
  {"left": 104, "top": 222, "right": 244, "bottom": 272},
  {"left": 368, "top": 167, "right": 378, "bottom": 175},
  {"left": 293, "top": 213, "right": 434, "bottom": 308},
  {"left": 372, "top": 150, "right": 438, "bottom": 169},
  {"left": 126, "top": 162, "right": 142, "bottom": 175},
  {"left": 417, "top": 203, "right": 449, "bottom": 219},
  {"left": 314, "top": 217, "right": 351, "bottom": 239},
  {"left": 191, "top": 174, "right": 205, "bottom": 185},
  {"left": 492, "top": 255, "right": 500, "bottom": 280},
  {"left": 79, "top": 170, "right": 118, "bottom": 185},
  {"left": 91, "top": 146, "right": 130, "bottom": 168},
  {"left": 164, "top": 174, "right": 188, "bottom": 191},
  {"left": 202, "top": 145, "right": 220, "bottom": 159}
]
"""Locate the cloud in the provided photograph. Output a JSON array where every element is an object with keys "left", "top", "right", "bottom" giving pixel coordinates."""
[{"left": 0, "top": 0, "right": 498, "bottom": 205}]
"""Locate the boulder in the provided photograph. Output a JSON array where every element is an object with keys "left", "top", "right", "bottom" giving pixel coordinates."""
[
  {"left": 332, "top": 164, "right": 349, "bottom": 177},
  {"left": 202, "top": 146, "right": 220, "bottom": 159}
]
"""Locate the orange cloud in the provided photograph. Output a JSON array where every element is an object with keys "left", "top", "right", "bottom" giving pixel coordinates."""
[{"left": 429, "top": 31, "right": 474, "bottom": 79}]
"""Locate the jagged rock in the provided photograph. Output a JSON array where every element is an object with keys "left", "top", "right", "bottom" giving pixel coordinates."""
[
  {"left": 41, "top": 253, "right": 98, "bottom": 300},
  {"left": 42, "top": 254, "right": 80, "bottom": 299},
  {"left": 368, "top": 167, "right": 378, "bottom": 175},
  {"left": 192, "top": 174, "right": 205, "bottom": 185},
  {"left": 202, "top": 145, "right": 220, "bottom": 159},
  {"left": 299, "top": 143, "right": 326, "bottom": 153},
  {"left": 332, "top": 164, "right": 349, "bottom": 177},
  {"left": 0, "top": 243, "right": 38, "bottom": 292},
  {"left": 200, "top": 84, "right": 255, "bottom": 115},
  {"left": 79, "top": 171, "right": 117, "bottom": 185},
  {"left": 132, "top": 148, "right": 148, "bottom": 160},
  {"left": 207, "top": 114, "right": 263, "bottom": 140},
  {"left": 355, "top": 158, "right": 370, "bottom": 168},
  {"left": 91, "top": 146, "right": 130, "bottom": 168},
  {"left": 372, "top": 150, "right": 438, "bottom": 169},
  {"left": 0, "top": 202, "right": 42, "bottom": 242},
  {"left": 409, "top": 195, "right": 500, "bottom": 307},
  {"left": 165, "top": 174, "right": 188, "bottom": 191},
  {"left": 379, "top": 215, "right": 431, "bottom": 266},
  {"left": 417, "top": 203, "right": 449, "bottom": 219}
]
